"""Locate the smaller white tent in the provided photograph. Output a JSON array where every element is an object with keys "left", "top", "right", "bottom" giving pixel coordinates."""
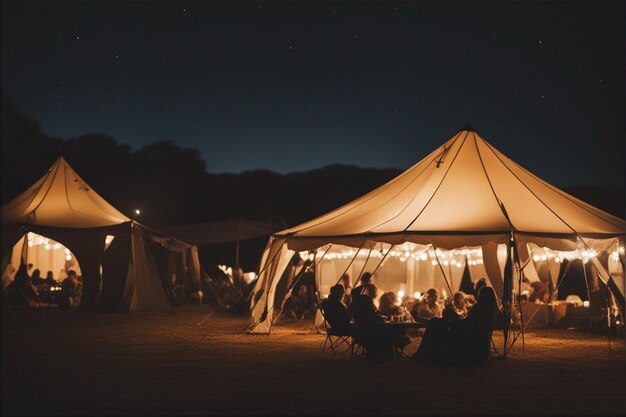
[
  {"left": 1, "top": 156, "right": 201, "bottom": 312},
  {"left": 249, "top": 125, "right": 625, "bottom": 334}
]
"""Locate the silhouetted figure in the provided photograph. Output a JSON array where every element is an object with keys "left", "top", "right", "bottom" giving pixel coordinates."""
[
  {"left": 351, "top": 283, "right": 395, "bottom": 361},
  {"left": 59, "top": 270, "right": 81, "bottom": 308},
  {"left": 473, "top": 277, "right": 488, "bottom": 298},
  {"left": 5, "top": 264, "right": 40, "bottom": 306},
  {"left": 339, "top": 273, "right": 353, "bottom": 307},
  {"left": 459, "top": 286, "right": 498, "bottom": 364},
  {"left": 44, "top": 271, "right": 56, "bottom": 286},
  {"left": 31, "top": 269, "right": 45, "bottom": 285},
  {"left": 350, "top": 272, "right": 372, "bottom": 299},
  {"left": 413, "top": 286, "right": 498, "bottom": 365},
  {"left": 320, "top": 284, "right": 351, "bottom": 334}
]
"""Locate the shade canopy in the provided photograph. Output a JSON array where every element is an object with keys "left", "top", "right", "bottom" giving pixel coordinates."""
[
  {"left": 1, "top": 156, "right": 130, "bottom": 228},
  {"left": 249, "top": 126, "right": 625, "bottom": 333},
  {"left": 1, "top": 156, "right": 200, "bottom": 313},
  {"left": 277, "top": 126, "right": 623, "bottom": 252}
]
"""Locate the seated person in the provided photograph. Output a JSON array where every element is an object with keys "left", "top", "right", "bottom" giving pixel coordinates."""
[
  {"left": 464, "top": 293, "right": 477, "bottom": 307},
  {"left": 411, "top": 288, "right": 443, "bottom": 322},
  {"left": 458, "top": 286, "right": 498, "bottom": 364},
  {"left": 320, "top": 284, "right": 351, "bottom": 334},
  {"left": 44, "top": 270, "right": 56, "bottom": 286},
  {"left": 340, "top": 273, "right": 353, "bottom": 307},
  {"left": 59, "top": 270, "right": 82, "bottom": 308},
  {"left": 4, "top": 264, "right": 41, "bottom": 306},
  {"left": 413, "top": 286, "right": 498, "bottom": 365},
  {"left": 350, "top": 272, "right": 373, "bottom": 299},
  {"left": 379, "top": 292, "right": 414, "bottom": 322},
  {"left": 30, "top": 269, "right": 46, "bottom": 286},
  {"left": 443, "top": 291, "right": 469, "bottom": 320},
  {"left": 351, "top": 283, "right": 395, "bottom": 361},
  {"left": 473, "top": 277, "right": 488, "bottom": 298},
  {"left": 529, "top": 280, "right": 549, "bottom": 303}
]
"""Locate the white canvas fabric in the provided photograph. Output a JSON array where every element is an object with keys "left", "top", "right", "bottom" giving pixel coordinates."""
[
  {"left": 276, "top": 128, "right": 622, "bottom": 249},
  {"left": 249, "top": 126, "right": 624, "bottom": 334},
  {"left": 2, "top": 156, "right": 198, "bottom": 313},
  {"left": 1, "top": 156, "right": 130, "bottom": 228}
]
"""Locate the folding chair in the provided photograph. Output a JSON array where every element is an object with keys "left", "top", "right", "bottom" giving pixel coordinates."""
[
  {"left": 322, "top": 322, "right": 353, "bottom": 357},
  {"left": 319, "top": 306, "right": 353, "bottom": 357}
]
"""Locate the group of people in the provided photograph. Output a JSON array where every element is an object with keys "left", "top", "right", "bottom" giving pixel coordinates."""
[
  {"left": 321, "top": 272, "right": 498, "bottom": 364},
  {"left": 2, "top": 263, "right": 82, "bottom": 309}
]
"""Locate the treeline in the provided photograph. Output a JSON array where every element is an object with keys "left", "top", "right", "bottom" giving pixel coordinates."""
[
  {"left": 0, "top": 96, "right": 402, "bottom": 228},
  {"left": 2, "top": 96, "right": 624, "bottom": 230},
  {"left": 3, "top": 96, "right": 624, "bottom": 270}
]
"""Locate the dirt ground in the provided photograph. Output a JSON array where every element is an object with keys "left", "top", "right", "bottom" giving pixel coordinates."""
[{"left": 2, "top": 305, "right": 625, "bottom": 416}]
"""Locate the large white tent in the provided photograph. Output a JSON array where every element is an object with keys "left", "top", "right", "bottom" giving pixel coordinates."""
[
  {"left": 249, "top": 125, "right": 625, "bottom": 334},
  {"left": 1, "top": 156, "right": 201, "bottom": 312}
]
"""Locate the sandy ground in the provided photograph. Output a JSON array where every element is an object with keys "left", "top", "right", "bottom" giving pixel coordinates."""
[{"left": 2, "top": 305, "right": 625, "bottom": 416}]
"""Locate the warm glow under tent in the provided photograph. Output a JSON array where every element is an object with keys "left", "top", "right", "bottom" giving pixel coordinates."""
[
  {"left": 1, "top": 156, "right": 202, "bottom": 312},
  {"left": 249, "top": 124, "right": 625, "bottom": 334}
]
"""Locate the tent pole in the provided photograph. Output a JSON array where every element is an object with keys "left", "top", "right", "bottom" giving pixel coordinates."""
[
  {"left": 577, "top": 238, "right": 595, "bottom": 333},
  {"left": 431, "top": 246, "right": 454, "bottom": 296},
  {"left": 248, "top": 244, "right": 332, "bottom": 333},
  {"left": 352, "top": 246, "right": 374, "bottom": 295},
  {"left": 20, "top": 231, "right": 29, "bottom": 267},
  {"left": 235, "top": 239, "right": 240, "bottom": 269},
  {"left": 369, "top": 243, "right": 393, "bottom": 281},
  {"left": 516, "top": 251, "right": 525, "bottom": 358},
  {"left": 606, "top": 293, "right": 612, "bottom": 352},
  {"left": 271, "top": 258, "right": 309, "bottom": 326},
  {"left": 332, "top": 240, "right": 367, "bottom": 287}
]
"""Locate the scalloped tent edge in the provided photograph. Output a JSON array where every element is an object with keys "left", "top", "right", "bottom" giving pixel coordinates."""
[
  {"left": 248, "top": 126, "right": 625, "bottom": 334},
  {"left": 1, "top": 156, "right": 202, "bottom": 312}
]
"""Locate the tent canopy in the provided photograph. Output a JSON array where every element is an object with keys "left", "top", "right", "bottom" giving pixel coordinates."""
[
  {"left": 2, "top": 156, "right": 130, "bottom": 228},
  {"left": 249, "top": 125, "right": 625, "bottom": 333},
  {"left": 1, "top": 156, "right": 200, "bottom": 313},
  {"left": 278, "top": 125, "right": 623, "bottom": 252}
]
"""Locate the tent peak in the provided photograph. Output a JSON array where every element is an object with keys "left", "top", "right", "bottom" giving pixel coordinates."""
[{"left": 459, "top": 122, "right": 476, "bottom": 132}]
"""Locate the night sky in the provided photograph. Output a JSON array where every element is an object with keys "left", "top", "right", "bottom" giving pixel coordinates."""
[{"left": 2, "top": 1, "right": 624, "bottom": 187}]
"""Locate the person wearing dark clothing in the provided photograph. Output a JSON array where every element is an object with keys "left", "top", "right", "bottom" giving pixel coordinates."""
[
  {"left": 473, "top": 277, "right": 488, "bottom": 298},
  {"left": 413, "top": 286, "right": 498, "bottom": 365},
  {"left": 5, "top": 264, "right": 40, "bottom": 306},
  {"left": 31, "top": 269, "right": 45, "bottom": 285},
  {"left": 460, "top": 286, "right": 498, "bottom": 364},
  {"left": 59, "top": 270, "right": 81, "bottom": 308},
  {"left": 351, "top": 283, "right": 395, "bottom": 361},
  {"left": 44, "top": 271, "right": 56, "bottom": 286},
  {"left": 350, "top": 272, "right": 372, "bottom": 299},
  {"left": 320, "top": 284, "right": 352, "bottom": 334}
]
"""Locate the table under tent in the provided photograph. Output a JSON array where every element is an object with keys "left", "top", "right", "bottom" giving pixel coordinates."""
[
  {"left": 248, "top": 124, "right": 625, "bottom": 355},
  {"left": 1, "top": 156, "right": 202, "bottom": 312}
]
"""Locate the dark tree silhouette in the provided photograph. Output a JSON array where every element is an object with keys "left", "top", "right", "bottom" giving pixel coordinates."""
[{"left": 1, "top": 95, "right": 623, "bottom": 270}]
